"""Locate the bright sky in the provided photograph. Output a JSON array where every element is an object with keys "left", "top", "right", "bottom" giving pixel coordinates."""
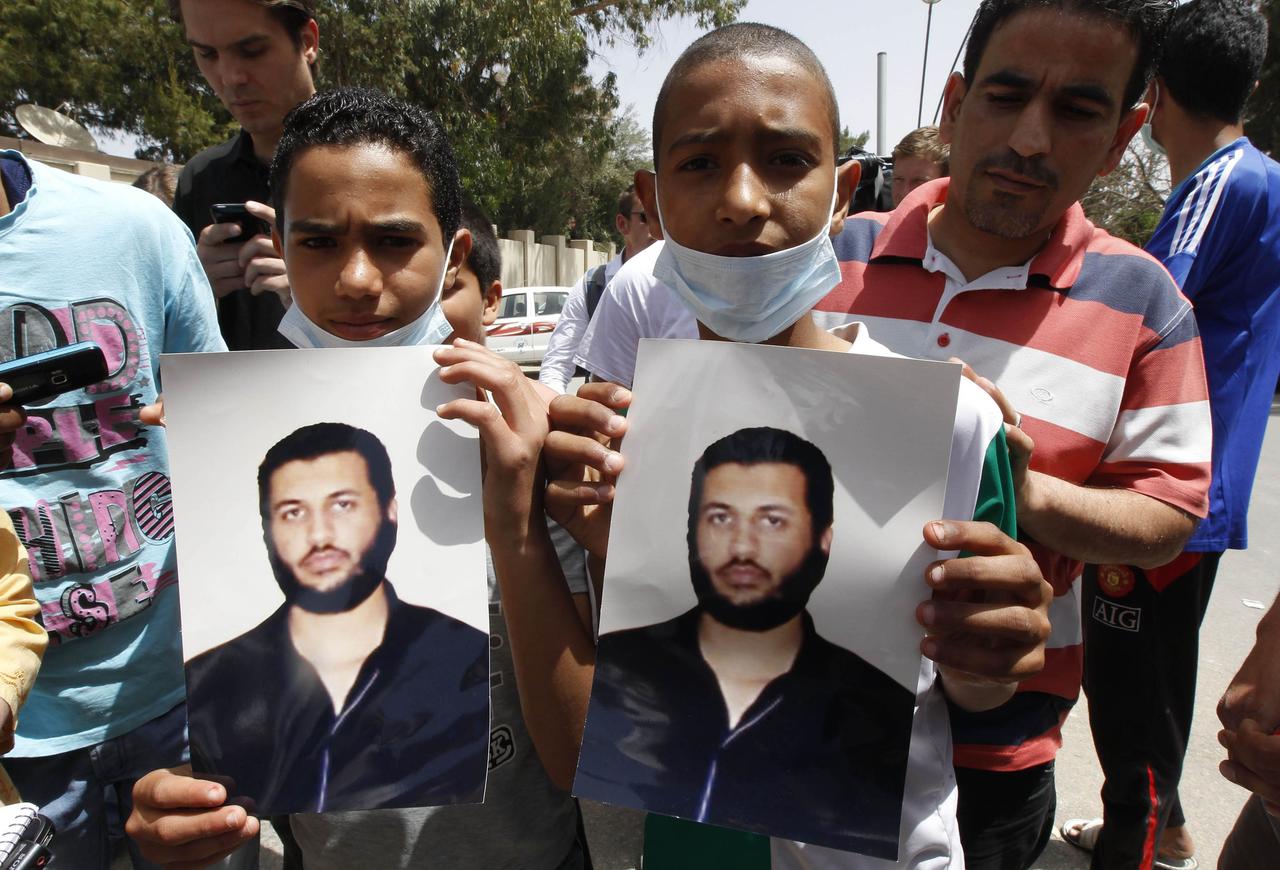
[
  {"left": 587, "top": 0, "right": 984, "bottom": 156},
  {"left": 95, "top": 0, "right": 980, "bottom": 160}
]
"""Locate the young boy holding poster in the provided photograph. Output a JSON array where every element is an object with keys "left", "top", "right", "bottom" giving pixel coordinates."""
[
  {"left": 126, "top": 89, "right": 593, "bottom": 869},
  {"left": 544, "top": 23, "right": 1052, "bottom": 868}
]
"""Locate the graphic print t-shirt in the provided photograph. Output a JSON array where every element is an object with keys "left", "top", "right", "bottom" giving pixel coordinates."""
[{"left": 0, "top": 152, "right": 225, "bottom": 756}]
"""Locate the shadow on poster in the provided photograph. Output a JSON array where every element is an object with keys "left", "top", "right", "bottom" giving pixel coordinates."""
[
  {"left": 161, "top": 347, "right": 489, "bottom": 815},
  {"left": 574, "top": 340, "right": 960, "bottom": 859}
]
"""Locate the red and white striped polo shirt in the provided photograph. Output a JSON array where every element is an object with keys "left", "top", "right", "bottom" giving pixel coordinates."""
[{"left": 814, "top": 178, "right": 1211, "bottom": 772}]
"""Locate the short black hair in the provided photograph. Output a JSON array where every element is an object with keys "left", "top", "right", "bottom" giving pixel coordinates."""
[
  {"left": 687, "top": 427, "right": 835, "bottom": 543},
  {"left": 1159, "top": 0, "right": 1267, "bottom": 124},
  {"left": 270, "top": 88, "right": 462, "bottom": 242},
  {"left": 963, "top": 0, "right": 1176, "bottom": 111},
  {"left": 258, "top": 422, "right": 396, "bottom": 520},
  {"left": 652, "top": 23, "right": 840, "bottom": 166},
  {"left": 169, "top": 0, "right": 317, "bottom": 53},
  {"left": 458, "top": 197, "right": 502, "bottom": 292}
]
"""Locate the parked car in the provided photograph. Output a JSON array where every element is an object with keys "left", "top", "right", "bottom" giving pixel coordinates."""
[{"left": 486, "top": 286, "right": 570, "bottom": 365}]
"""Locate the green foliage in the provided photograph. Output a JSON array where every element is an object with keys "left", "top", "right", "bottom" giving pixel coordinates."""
[
  {"left": 0, "top": 0, "right": 237, "bottom": 159},
  {"left": 0, "top": 0, "right": 743, "bottom": 244},
  {"left": 1081, "top": 139, "right": 1169, "bottom": 247},
  {"left": 838, "top": 127, "right": 870, "bottom": 154}
]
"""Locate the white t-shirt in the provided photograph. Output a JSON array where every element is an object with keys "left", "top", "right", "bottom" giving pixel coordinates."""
[
  {"left": 574, "top": 242, "right": 697, "bottom": 386},
  {"left": 539, "top": 252, "right": 625, "bottom": 393}
]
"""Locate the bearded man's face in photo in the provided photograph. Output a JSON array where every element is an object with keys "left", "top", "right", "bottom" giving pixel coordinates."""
[
  {"left": 688, "top": 461, "right": 832, "bottom": 632},
  {"left": 264, "top": 450, "right": 398, "bottom": 614}
]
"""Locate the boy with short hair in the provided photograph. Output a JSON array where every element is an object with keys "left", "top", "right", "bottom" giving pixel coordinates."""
[
  {"left": 126, "top": 88, "right": 592, "bottom": 870},
  {"left": 551, "top": 22, "right": 1051, "bottom": 868}
]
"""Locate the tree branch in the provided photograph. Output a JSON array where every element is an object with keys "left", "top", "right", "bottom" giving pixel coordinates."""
[{"left": 571, "top": 0, "right": 626, "bottom": 15}]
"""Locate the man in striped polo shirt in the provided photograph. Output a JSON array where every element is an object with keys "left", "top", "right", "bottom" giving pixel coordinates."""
[
  {"left": 813, "top": 2, "right": 1211, "bottom": 868},
  {"left": 1068, "top": 2, "right": 1280, "bottom": 868}
]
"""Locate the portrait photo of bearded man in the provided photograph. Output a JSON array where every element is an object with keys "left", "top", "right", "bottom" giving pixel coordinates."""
[
  {"left": 185, "top": 421, "right": 489, "bottom": 815},
  {"left": 575, "top": 426, "right": 915, "bottom": 856}
]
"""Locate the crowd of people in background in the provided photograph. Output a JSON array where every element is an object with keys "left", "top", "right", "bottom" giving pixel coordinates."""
[{"left": 1, "top": 1, "right": 1279, "bottom": 869}]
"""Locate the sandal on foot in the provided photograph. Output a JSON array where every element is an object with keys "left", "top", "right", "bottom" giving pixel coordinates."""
[
  {"left": 1060, "top": 819, "right": 1199, "bottom": 870},
  {"left": 1060, "top": 818, "right": 1104, "bottom": 851}
]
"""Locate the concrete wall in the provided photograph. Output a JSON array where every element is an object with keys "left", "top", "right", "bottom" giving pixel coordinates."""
[
  {"left": 2, "top": 136, "right": 617, "bottom": 288},
  {"left": 500, "top": 230, "right": 612, "bottom": 289}
]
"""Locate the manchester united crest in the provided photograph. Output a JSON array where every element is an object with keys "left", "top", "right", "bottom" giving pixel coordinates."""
[{"left": 1098, "top": 564, "right": 1136, "bottom": 598}]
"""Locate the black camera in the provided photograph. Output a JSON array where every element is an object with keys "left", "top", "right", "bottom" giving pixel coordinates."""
[{"left": 839, "top": 146, "right": 895, "bottom": 214}]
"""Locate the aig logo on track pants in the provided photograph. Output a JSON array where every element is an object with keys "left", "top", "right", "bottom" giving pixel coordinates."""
[{"left": 1092, "top": 597, "right": 1142, "bottom": 632}]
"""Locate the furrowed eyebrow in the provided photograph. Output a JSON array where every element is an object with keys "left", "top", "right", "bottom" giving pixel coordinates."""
[
  {"left": 368, "top": 218, "right": 426, "bottom": 233},
  {"left": 979, "top": 70, "right": 1036, "bottom": 90},
  {"left": 666, "top": 126, "right": 825, "bottom": 154},
  {"left": 757, "top": 127, "right": 825, "bottom": 150},
  {"left": 666, "top": 129, "right": 728, "bottom": 153},
  {"left": 289, "top": 218, "right": 341, "bottom": 234}
]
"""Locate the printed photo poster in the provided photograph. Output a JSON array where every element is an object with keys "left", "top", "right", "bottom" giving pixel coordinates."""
[
  {"left": 574, "top": 339, "right": 961, "bottom": 859},
  {"left": 161, "top": 347, "right": 489, "bottom": 816}
]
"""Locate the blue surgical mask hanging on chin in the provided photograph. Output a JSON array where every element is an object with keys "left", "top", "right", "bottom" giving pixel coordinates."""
[
  {"left": 651, "top": 176, "right": 843, "bottom": 344},
  {"left": 278, "top": 238, "right": 457, "bottom": 349}
]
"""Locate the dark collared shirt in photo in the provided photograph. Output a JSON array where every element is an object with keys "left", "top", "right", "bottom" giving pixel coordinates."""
[
  {"left": 576, "top": 607, "right": 915, "bottom": 858},
  {"left": 187, "top": 582, "right": 490, "bottom": 815}
]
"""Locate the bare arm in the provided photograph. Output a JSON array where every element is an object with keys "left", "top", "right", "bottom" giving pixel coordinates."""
[
  {"left": 488, "top": 519, "right": 596, "bottom": 790},
  {"left": 1218, "top": 594, "right": 1280, "bottom": 814},
  {"left": 960, "top": 362, "right": 1196, "bottom": 569},
  {"left": 435, "top": 340, "right": 597, "bottom": 791},
  {"left": 1018, "top": 472, "right": 1195, "bottom": 568}
]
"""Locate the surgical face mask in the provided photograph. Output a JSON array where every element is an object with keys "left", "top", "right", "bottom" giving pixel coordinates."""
[
  {"left": 1140, "top": 83, "right": 1166, "bottom": 158},
  {"left": 651, "top": 178, "right": 843, "bottom": 344},
  {"left": 278, "top": 239, "right": 457, "bottom": 349}
]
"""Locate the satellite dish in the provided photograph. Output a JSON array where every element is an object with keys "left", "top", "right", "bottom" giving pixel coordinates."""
[{"left": 14, "top": 104, "right": 99, "bottom": 151}]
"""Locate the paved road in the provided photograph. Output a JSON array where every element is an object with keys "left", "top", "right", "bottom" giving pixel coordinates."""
[{"left": 118, "top": 400, "right": 1280, "bottom": 870}]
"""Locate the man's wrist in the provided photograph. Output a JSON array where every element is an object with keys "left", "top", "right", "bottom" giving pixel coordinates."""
[{"left": 1014, "top": 470, "right": 1050, "bottom": 531}]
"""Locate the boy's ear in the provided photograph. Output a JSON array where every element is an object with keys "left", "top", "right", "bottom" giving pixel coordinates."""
[
  {"left": 829, "top": 160, "right": 860, "bottom": 236},
  {"left": 444, "top": 228, "right": 473, "bottom": 291},
  {"left": 482, "top": 280, "right": 502, "bottom": 327},
  {"left": 633, "top": 170, "right": 662, "bottom": 240},
  {"left": 271, "top": 224, "right": 284, "bottom": 258}
]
